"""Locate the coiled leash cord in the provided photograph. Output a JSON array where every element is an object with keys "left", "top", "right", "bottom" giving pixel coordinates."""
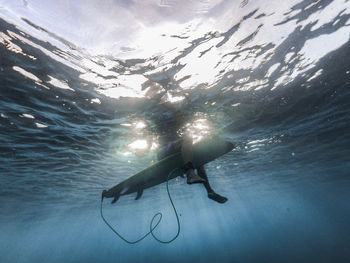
[{"left": 100, "top": 167, "right": 180, "bottom": 244}]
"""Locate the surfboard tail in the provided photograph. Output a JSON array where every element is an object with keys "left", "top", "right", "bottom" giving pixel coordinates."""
[
  {"left": 102, "top": 188, "right": 122, "bottom": 204},
  {"left": 102, "top": 190, "right": 107, "bottom": 200},
  {"left": 102, "top": 189, "right": 112, "bottom": 199},
  {"left": 103, "top": 191, "right": 121, "bottom": 204}
]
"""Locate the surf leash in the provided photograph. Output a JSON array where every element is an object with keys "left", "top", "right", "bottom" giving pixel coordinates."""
[{"left": 100, "top": 167, "right": 181, "bottom": 244}]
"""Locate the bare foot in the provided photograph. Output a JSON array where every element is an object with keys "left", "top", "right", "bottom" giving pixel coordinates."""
[{"left": 186, "top": 169, "right": 206, "bottom": 184}]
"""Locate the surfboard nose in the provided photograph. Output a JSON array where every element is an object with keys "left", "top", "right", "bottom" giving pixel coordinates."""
[{"left": 227, "top": 142, "right": 235, "bottom": 152}]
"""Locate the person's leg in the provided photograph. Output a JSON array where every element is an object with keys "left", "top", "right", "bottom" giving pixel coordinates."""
[
  {"left": 196, "top": 166, "right": 214, "bottom": 192},
  {"left": 197, "top": 166, "right": 228, "bottom": 204},
  {"left": 181, "top": 135, "right": 205, "bottom": 184}
]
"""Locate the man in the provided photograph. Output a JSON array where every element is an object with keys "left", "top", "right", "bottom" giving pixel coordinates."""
[{"left": 154, "top": 102, "right": 228, "bottom": 204}]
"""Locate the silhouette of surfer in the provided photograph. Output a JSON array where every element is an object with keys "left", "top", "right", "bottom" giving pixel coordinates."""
[{"left": 155, "top": 102, "right": 228, "bottom": 204}]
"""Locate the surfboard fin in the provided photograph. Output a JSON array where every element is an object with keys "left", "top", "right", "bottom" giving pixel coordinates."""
[
  {"left": 111, "top": 194, "right": 120, "bottom": 204},
  {"left": 135, "top": 188, "right": 143, "bottom": 200}
]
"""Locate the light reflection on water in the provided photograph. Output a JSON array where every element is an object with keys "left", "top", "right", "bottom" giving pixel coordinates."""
[{"left": 1, "top": 0, "right": 349, "bottom": 100}]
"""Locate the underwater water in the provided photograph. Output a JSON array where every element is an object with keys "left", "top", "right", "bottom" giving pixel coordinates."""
[{"left": 1, "top": 0, "right": 350, "bottom": 262}]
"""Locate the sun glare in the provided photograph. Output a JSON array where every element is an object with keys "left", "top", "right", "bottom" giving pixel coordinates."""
[
  {"left": 134, "top": 121, "right": 146, "bottom": 129},
  {"left": 128, "top": 139, "right": 148, "bottom": 150}
]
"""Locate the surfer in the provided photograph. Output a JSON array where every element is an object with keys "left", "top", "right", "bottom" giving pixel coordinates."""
[{"left": 155, "top": 102, "right": 228, "bottom": 204}]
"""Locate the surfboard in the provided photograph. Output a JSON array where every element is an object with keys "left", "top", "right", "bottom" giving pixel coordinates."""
[{"left": 102, "top": 136, "right": 234, "bottom": 203}]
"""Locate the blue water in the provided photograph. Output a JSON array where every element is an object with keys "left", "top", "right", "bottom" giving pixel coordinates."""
[{"left": 1, "top": 1, "right": 350, "bottom": 262}]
